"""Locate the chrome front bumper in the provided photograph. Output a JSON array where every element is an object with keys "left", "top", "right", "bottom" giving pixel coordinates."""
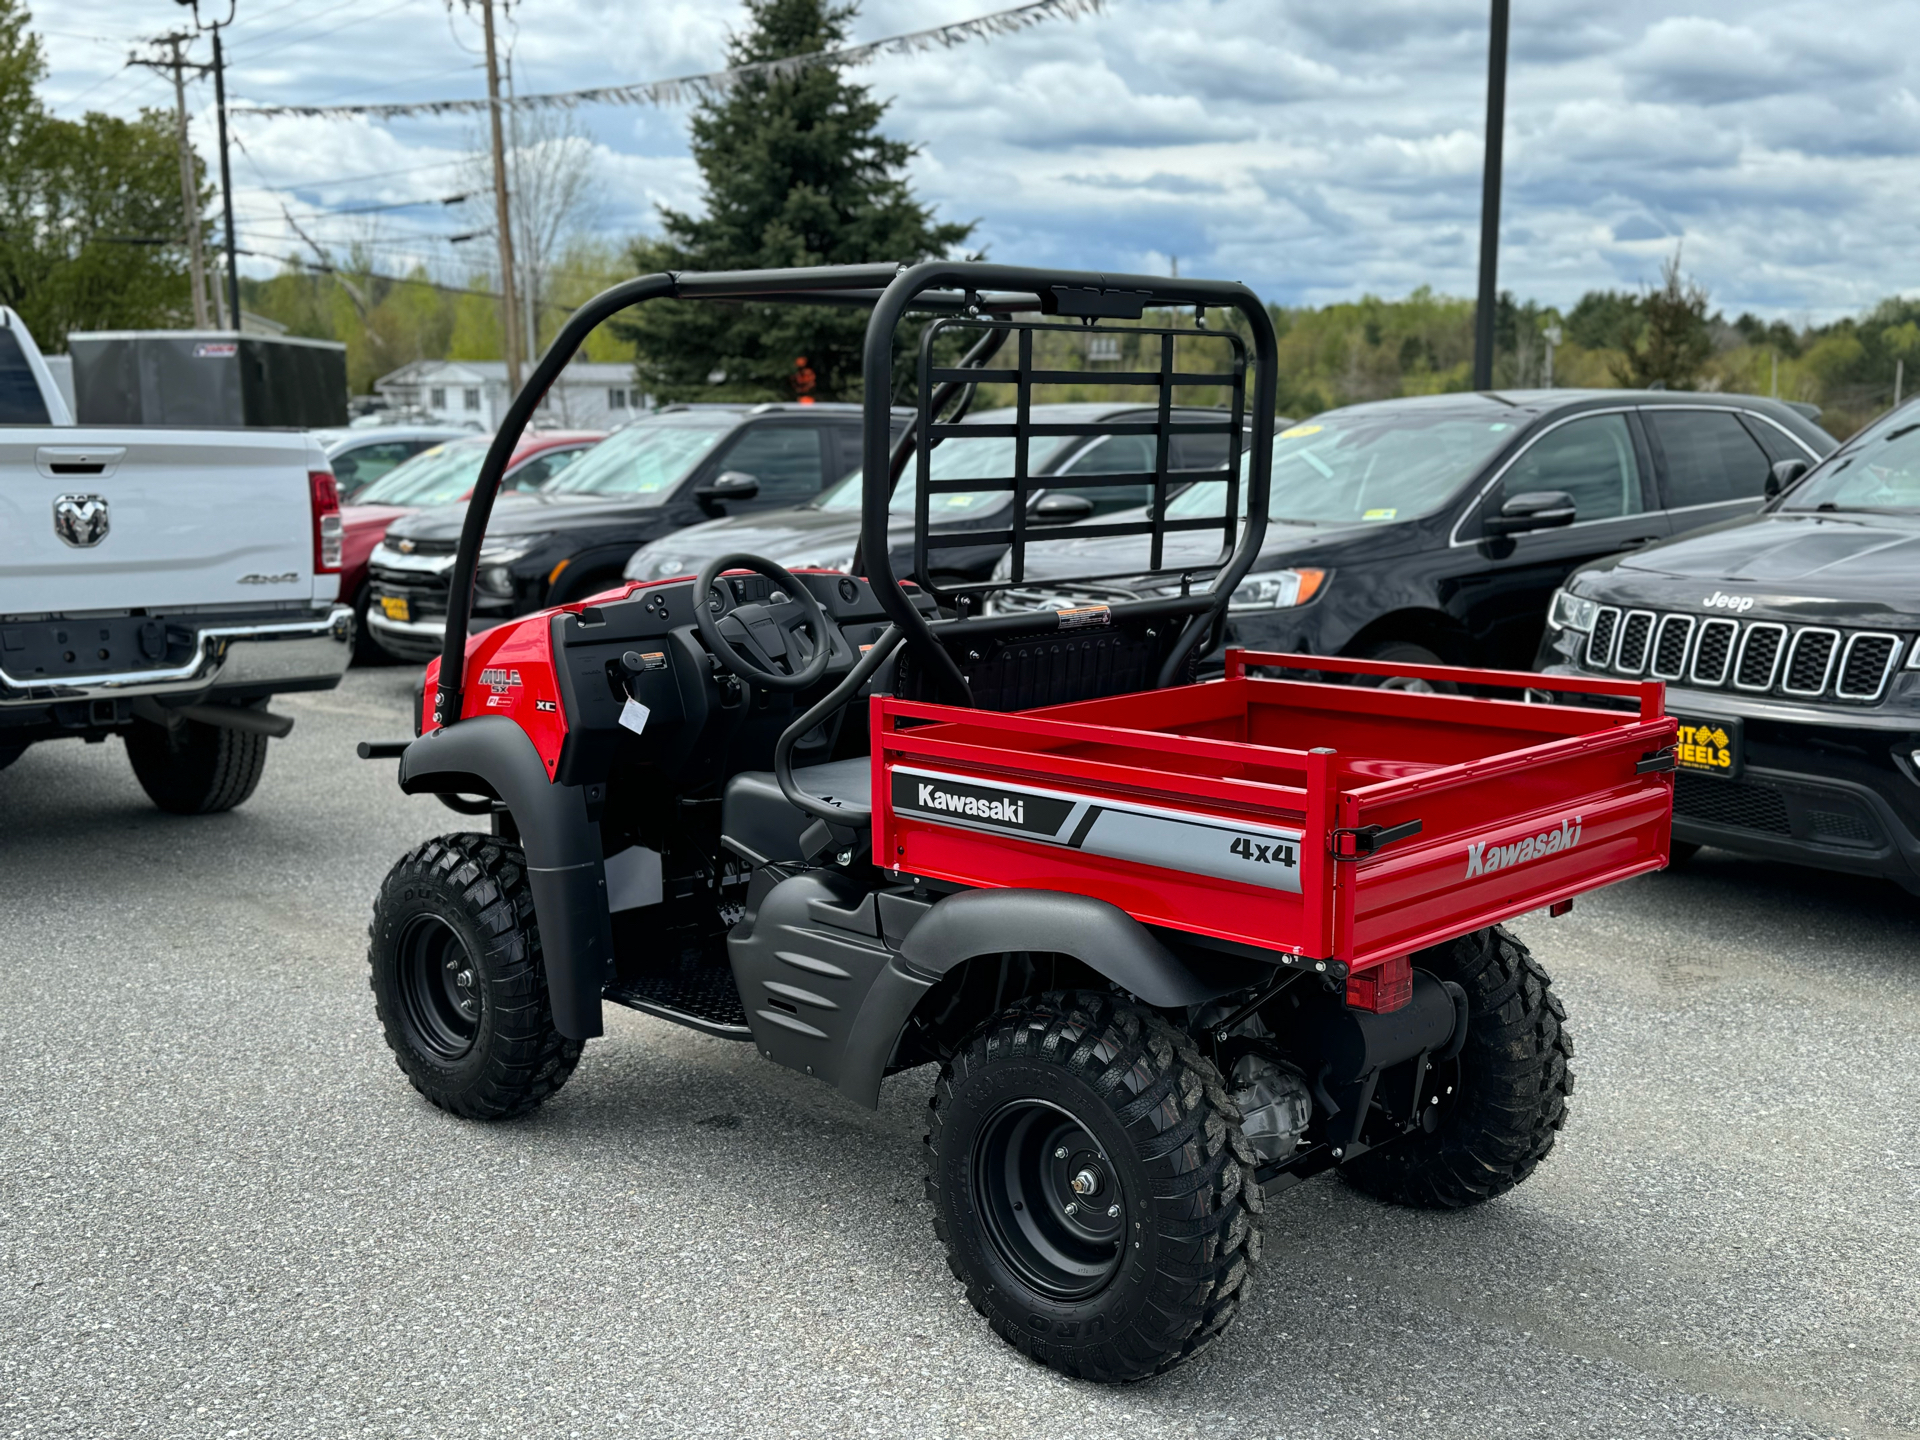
[
  {"left": 367, "top": 610, "right": 511, "bottom": 660},
  {"left": 0, "top": 605, "right": 354, "bottom": 705}
]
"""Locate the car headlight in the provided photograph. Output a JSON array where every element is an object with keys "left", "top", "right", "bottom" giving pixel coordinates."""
[
  {"left": 1548, "top": 589, "right": 1601, "bottom": 633},
  {"left": 1227, "top": 568, "right": 1327, "bottom": 612},
  {"left": 477, "top": 566, "right": 515, "bottom": 597},
  {"left": 477, "top": 533, "right": 551, "bottom": 567}
]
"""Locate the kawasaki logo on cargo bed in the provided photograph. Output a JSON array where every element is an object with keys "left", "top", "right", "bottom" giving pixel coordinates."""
[
  {"left": 891, "top": 767, "right": 1301, "bottom": 893},
  {"left": 1466, "top": 816, "right": 1582, "bottom": 879}
]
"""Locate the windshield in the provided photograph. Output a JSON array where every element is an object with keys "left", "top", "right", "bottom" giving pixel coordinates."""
[
  {"left": 544, "top": 414, "right": 735, "bottom": 499},
  {"left": 815, "top": 432, "right": 1083, "bottom": 519},
  {"left": 1165, "top": 411, "right": 1519, "bottom": 525},
  {"left": 354, "top": 442, "right": 488, "bottom": 507},
  {"left": 1780, "top": 406, "right": 1918, "bottom": 513}
]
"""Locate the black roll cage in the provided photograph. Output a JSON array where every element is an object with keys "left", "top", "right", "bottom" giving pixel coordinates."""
[{"left": 432, "top": 261, "right": 1278, "bottom": 728}]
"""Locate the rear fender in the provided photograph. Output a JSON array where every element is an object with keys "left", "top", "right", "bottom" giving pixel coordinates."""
[
  {"left": 834, "top": 887, "right": 1237, "bottom": 1108},
  {"left": 399, "top": 716, "right": 609, "bottom": 1039}
]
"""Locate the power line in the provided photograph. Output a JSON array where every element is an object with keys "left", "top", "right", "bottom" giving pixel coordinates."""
[
  {"left": 233, "top": 0, "right": 1104, "bottom": 118},
  {"left": 225, "top": 0, "right": 422, "bottom": 67}
]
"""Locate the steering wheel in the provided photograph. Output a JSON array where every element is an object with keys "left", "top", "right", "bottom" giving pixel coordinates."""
[{"left": 694, "top": 553, "right": 834, "bottom": 692}]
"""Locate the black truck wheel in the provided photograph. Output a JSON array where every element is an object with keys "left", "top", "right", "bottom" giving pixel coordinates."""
[
  {"left": 926, "top": 990, "right": 1263, "bottom": 1382},
  {"left": 125, "top": 713, "right": 269, "bottom": 814},
  {"left": 368, "top": 833, "right": 582, "bottom": 1119},
  {"left": 1341, "top": 925, "right": 1574, "bottom": 1208}
]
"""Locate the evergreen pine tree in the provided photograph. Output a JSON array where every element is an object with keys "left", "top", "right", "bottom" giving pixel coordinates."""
[
  {"left": 1611, "top": 249, "right": 1713, "bottom": 390},
  {"left": 618, "top": 0, "right": 973, "bottom": 403}
]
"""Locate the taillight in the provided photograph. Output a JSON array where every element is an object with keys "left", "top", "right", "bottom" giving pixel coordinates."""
[
  {"left": 310, "top": 470, "right": 342, "bottom": 574},
  {"left": 1346, "top": 954, "right": 1412, "bottom": 1013}
]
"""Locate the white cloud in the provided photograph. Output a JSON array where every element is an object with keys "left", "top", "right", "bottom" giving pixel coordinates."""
[{"left": 31, "top": 0, "right": 1920, "bottom": 320}]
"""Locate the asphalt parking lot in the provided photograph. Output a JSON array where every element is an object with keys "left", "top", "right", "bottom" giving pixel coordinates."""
[{"left": 1, "top": 666, "right": 1915, "bottom": 1439}]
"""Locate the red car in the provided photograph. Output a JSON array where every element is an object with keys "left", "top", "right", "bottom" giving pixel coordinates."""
[{"left": 340, "top": 430, "right": 603, "bottom": 660}]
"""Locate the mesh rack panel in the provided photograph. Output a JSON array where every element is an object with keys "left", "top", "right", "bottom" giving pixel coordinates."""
[{"left": 911, "top": 317, "right": 1247, "bottom": 607}]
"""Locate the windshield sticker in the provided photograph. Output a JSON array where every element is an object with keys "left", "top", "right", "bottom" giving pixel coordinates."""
[
  {"left": 1279, "top": 424, "right": 1323, "bottom": 439},
  {"left": 1363, "top": 507, "right": 1398, "bottom": 520}
]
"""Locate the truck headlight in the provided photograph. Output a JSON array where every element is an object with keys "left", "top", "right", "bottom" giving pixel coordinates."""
[
  {"left": 1228, "top": 568, "right": 1326, "bottom": 612},
  {"left": 477, "top": 566, "right": 515, "bottom": 597},
  {"left": 1549, "top": 589, "right": 1600, "bottom": 633}
]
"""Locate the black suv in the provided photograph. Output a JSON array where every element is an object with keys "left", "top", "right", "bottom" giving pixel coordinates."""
[
  {"left": 367, "top": 403, "right": 902, "bottom": 662},
  {"left": 1540, "top": 400, "right": 1918, "bottom": 891},
  {"left": 997, "top": 390, "right": 1834, "bottom": 674}
]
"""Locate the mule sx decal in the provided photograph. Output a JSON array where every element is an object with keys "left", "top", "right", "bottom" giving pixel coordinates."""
[{"left": 891, "top": 766, "right": 1302, "bottom": 893}]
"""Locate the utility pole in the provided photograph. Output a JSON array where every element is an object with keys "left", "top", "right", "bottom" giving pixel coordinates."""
[
  {"left": 478, "top": 0, "right": 523, "bottom": 393},
  {"left": 131, "top": 34, "right": 211, "bottom": 327},
  {"left": 1471, "top": 0, "right": 1510, "bottom": 392},
  {"left": 210, "top": 24, "right": 241, "bottom": 331}
]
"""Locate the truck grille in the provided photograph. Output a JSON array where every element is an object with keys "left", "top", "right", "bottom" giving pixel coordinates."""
[{"left": 1583, "top": 608, "right": 1909, "bottom": 703}]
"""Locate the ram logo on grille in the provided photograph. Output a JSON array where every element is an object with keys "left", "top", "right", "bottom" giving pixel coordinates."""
[{"left": 1466, "top": 816, "right": 1582, "bottom": 878}]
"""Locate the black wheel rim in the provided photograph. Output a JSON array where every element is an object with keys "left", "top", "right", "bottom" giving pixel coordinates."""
[
  {"left": 972, "top": 1099, "right": 1125, "bottom": 1300},
  {"left": 397, "top": 914, "right": 482, "bottom": 1060}
]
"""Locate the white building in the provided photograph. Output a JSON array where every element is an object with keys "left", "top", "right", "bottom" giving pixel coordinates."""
[{"left": 373, "top": 357, "right": 646, "bottom": 432}]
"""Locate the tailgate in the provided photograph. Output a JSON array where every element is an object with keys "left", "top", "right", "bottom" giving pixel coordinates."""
[
  {"left": 0, "top": 427, "right": 320, "bottom": 614},
  {"left": 1332, "top": 714, "right": 1677, "bottom": 967}
]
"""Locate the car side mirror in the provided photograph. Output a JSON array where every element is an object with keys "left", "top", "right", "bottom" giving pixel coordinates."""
[
  {"left": 1485, "top": 490, "right": 1577, "bottom": 536},
  {"left": 1765, "top": 457, "right": 1808, "bottom": 499},
  {"left": 1032, "top": 492, "right": 1095, "bottom": 524},
  {"left": 695, "top": 470, "right": 760, "bottom": 507}
]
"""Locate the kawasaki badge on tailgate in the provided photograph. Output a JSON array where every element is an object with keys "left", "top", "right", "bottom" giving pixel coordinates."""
[{"left": 892, "top": 767, "right": 1302, "bottom": 892}]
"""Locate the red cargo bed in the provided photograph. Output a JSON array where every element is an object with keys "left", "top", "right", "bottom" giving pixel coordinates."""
[{"left": 871, "top": 649, "right": 1678, "bottom": 975}]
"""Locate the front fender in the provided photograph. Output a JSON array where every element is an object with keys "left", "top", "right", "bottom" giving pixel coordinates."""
[{"left": 399, "top": 716, "right": 609, "bottom": 1039}]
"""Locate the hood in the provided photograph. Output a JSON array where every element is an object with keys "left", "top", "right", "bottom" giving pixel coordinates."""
[
  {"left": 1575, "top": 511, "right": 1919, "bottom": 627},
  {"left": 640, "top": 506, "right": 866, "bottom": 572},
  {"left": 1013, "top": 511, "right": 1383, "bottom": 586},
  {"left": 386, "top": 491, "right": 666, "bottom": 543}
]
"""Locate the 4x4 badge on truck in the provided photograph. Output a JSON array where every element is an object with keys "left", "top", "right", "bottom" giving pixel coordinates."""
[{"left": 52, "top": 493, "right": 109, "bottom": 548}]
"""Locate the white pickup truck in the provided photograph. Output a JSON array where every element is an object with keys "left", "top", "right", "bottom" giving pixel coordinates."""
[{"left": 0, "top": 308, "right": 352, "bottom": 812}]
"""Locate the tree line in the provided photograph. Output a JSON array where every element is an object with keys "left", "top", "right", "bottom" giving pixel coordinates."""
[{"left": 7, "top": 0, "right": 1914, "bottom": 441}]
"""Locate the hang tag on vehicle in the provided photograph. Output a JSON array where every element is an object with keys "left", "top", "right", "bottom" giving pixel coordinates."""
[{"left": 619, "top": 697, "right": 650, "bottom": 735}]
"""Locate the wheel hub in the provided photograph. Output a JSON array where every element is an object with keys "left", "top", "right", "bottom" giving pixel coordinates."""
[
  {"left": 396, "top": 913, "right": 482, "bottom": 1060},
  {"left": 973, "top": 1100, "right": 1125, "bottom": 1300}
]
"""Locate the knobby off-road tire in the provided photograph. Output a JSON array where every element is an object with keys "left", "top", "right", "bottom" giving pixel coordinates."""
[
  {"left": 926, "top": 990, "right": 1264, "bottom": 1381},
  {"left": 368, "top": 833, "right": 581, "bottom": 1119},
  {"left": 125, "top": 713, "right": 269, "bottom": 814},
  {"left": 1342, "top": 924, "right": 1574, "bottom": 1208}
]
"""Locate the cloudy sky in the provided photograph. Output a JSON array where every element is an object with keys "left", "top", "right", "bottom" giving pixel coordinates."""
[{"left": 37, "top": 0, "right": 1920, "bottom": 320}]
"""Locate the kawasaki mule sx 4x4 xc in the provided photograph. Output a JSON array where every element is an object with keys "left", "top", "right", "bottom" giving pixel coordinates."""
[{"left": 359, "top": 262, "right": 1680, "bottom": 1381}]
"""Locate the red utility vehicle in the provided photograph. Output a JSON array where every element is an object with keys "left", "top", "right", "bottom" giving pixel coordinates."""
[
  {"left": 360, "top": 263, "right": 1677, "bottom": 1382},
  {"left": 340, "top": 430, "right": 602, "bottom": 660}
]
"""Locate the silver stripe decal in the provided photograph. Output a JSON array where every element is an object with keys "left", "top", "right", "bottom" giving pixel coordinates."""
[{"left": 891, "top": 765, "right": 1303, "bottom": 893}]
